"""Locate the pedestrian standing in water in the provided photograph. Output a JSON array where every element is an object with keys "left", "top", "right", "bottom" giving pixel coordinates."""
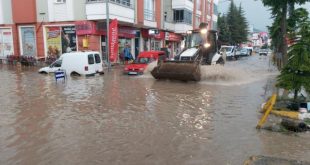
[{"left": 124, "top": 44, "right": 133, "bottom": 64}]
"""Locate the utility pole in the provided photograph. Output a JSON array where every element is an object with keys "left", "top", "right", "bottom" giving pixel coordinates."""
[{"left": 106, "top": 0, "right": 110, "bottom": 71}]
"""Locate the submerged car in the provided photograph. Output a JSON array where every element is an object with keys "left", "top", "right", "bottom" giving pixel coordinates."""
[{"left": 124, "top": 51, "right": 166, "bottom": 75}]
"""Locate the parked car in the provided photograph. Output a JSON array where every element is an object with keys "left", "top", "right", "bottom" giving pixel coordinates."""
[
  {"left": 259, "top": 49, "right": 268, "bottom": 56},
  {"left": 38, "top": 51, "right": 104, "bottom": 76},
  {"left": 219, "top": 45, "right": 236, "bottom": 60},
  {"left": 124, "top": 51, "right": 166, "bottom": 75}
]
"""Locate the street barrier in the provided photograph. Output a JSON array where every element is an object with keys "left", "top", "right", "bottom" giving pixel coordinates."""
[
  {"left": 55, "top": 70, "right": 66, "bottom": 82},
  {"left": 256, "top": 94, "right": 277, "bottom": 129}
]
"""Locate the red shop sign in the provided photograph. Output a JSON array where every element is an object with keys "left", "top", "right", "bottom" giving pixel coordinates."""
[
  {"left": 118, "top": 26, "right": 136, "bottom": 38},
  {"left": 166, "top": 32, "right": 182, "bottom": 42},
  {"left": 141, "top": 29, "right": 165, "bottom": 40},
  {"left": 109, "top": 19, "right": 118, "bottom": 63},
  {"left": 75, "top": 21, "right": 106, "bottom": 35}
]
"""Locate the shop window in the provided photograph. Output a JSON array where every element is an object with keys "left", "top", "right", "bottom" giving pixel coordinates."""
[{"left": 88, "top": 54, "right": 95, "bottom": 64}]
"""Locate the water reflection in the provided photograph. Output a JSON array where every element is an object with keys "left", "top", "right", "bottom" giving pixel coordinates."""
[{"left": 0, "top": 56, "right": 309, "bottom": 165}]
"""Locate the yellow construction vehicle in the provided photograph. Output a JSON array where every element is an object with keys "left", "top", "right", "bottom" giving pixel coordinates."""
[{"left": 151, "top": 23, "right": 224, "bottom": 81}]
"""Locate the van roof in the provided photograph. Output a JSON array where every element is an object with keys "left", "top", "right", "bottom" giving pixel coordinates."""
[{"left": 62, "top": 51, "right": 100, "bottom": 56}]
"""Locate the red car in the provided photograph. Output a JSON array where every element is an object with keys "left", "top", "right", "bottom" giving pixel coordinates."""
[{"left": 124, "top": 51, "right": 166, "bottom": 75}]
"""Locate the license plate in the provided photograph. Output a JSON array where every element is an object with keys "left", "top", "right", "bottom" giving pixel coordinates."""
[{"left": 128, "top": 72, "right": 138, "bottom": 75}]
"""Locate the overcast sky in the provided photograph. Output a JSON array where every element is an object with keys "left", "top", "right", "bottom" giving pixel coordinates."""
[{"left": 218, "top": 0, "right": 310, "bottom": 32}]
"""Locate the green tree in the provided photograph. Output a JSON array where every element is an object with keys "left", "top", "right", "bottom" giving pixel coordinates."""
[
  {"left": 277, "top": 15, "right": 310, "bottom": 101},
  {"left": 217, "top": 14, "right": 231, "bottom": 45},
  {"left": 236, "top": 4, "right": 249, "bottom": 44},
  {"left": 218, "top": 0, "right": 248, "bottom": 45},
  {"left": 261, "top": 0, "right": 310, "bottom": 68}
]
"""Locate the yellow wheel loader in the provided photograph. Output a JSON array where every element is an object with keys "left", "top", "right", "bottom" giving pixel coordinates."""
[{"left": 151, "top": 23, "right": 224, "bottom": 81}]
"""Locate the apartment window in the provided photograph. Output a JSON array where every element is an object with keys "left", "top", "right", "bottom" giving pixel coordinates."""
[
  {"left": 86, "top": 0, "right": 104, "bottom": 2},
  {"left": 109, "top": 0, "right": 132, "bottom": 8},
  {"left": 55, "top": 0, "right": 66, "bottom": 3},
  {"left": 196, "top": 0, "right": 201, "bottom": 11},
  {"left": 195, "top": 15, "right": 200, "bottom": 28},
  {"left": 213, "top": 4, "right": 218, "bottom": 15},
  {"left": 144, "top": 0, "right": 155, "bottom": 21},
  {"left": 173, "top": 9, "right": 192, "bottom": 24}
]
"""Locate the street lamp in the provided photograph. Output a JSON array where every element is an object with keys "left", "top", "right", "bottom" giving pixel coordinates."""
[{"left": 106, "top": 0, "right": 110, "bottom": 71}]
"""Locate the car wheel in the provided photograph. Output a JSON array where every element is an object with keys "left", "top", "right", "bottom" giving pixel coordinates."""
[
  {"left": 70, "top": 72, "right": 81, "bottom": 77},
  {"left": 216, "top": 57, "right": 225, "bottom": 65}
]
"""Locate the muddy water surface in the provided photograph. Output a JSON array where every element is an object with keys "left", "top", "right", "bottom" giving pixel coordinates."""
[{"left": 0, "top": 56, "right": 309, "bottom": 165}]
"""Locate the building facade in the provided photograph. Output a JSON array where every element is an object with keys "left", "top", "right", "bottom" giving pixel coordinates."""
[{"left": 0, "top": 0, "right": 217, "bottom": 63}]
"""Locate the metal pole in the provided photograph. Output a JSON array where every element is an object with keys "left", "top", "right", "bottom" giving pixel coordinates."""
[{"left": 106, "top": 0, "right": 110, "bottom": 71}]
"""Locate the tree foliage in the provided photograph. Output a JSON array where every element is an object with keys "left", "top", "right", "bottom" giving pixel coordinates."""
[
  {"left": 261, "top": 0, "right": 310, "bottom": 68},
  {"left": 277, "top": 12, "right": 310, "bottom": 101},
  {"left": 217, "top": 0, "right": 248, "bottom": 45}
]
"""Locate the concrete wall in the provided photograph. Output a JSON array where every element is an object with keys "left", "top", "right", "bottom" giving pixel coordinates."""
[
  {"left": 12, "top": 0, "right": 37, "bottom": 23},
  {"left": 0, "top": 0, "right": 13, "bottom": 24},
  {"left": 36, "top": 0, "right": 49, "bottom": 22},
  {"left": 73, "top": 0, "right": 86, "bottom": 20}
]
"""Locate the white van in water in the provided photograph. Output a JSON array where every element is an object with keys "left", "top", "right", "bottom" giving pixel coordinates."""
[
  {"left": 219, "top": 45, "right": 236, "bottom": 60},
  {"left": 39, "top": 51, "right": 104, "bottom": 76}
]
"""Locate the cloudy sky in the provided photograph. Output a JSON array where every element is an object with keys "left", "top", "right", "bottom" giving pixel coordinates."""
[{"left": 218, "top": 0, "right": 310, "bottom": 32}]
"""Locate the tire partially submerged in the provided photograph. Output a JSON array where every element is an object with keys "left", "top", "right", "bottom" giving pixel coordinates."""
[{"left": 151, "top": 61, "right": 201, "bottom": 81}]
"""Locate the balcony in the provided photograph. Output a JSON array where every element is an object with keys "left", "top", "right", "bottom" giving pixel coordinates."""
[
  {"left": 174, "top": 22, "right": 193, "bottom": 33},
  {"left": 86, "top": 0, "right": 135, "bottom": 23},
  {"left": 164, "top": 22, "right": 175, "bottom": 31},
  {"left": 172, "top": 0, "right": 193, "bottom": 11},
  {"left": 143, "top": 9, "right": 157, "bottom": 28}
]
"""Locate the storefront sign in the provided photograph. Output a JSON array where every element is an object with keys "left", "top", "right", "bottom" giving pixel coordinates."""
[
  {"left": 0, "top": 29, "right": 14, "bottom": 58},
  {"left": 62, "top": 26, "right": 77, "bottom": 53},
  {"left": 109, "top": 19, "right": 118, "bottom": 63},
  {"left": 118, "top": 27, "right": 136, "bottom": 38},
  {"left": 141, "top": 29, "right": 165, "bottom": 40},
  {"left": 166, "top": 32, "right": 182, "bottom": 42},
  {"left": 46, "top": 26, "right": 61, "bottom": 57},
  {"left": 76, "top": 21, "right": 106, "bottom": 35},
  {"left": 20, "top": 27, "right": 36, "bottom": 56}
]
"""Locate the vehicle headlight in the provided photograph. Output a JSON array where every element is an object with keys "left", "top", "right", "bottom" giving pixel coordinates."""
[
  {"left": 200, "top": 28, "right": 207, "bottom": 34},
  {"left": 139, "top": 68, "right": 144, "bottom": 71},
  {"left": 204, "top": 43, "right": 210, "bottom": 48},
  {"left": 124, "top": 68, "right": 129, "bottom": 71}
]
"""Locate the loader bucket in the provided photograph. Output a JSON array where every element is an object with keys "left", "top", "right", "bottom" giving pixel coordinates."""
[{"left": 151, "top": 60, "right": 201, "bottom": 81}]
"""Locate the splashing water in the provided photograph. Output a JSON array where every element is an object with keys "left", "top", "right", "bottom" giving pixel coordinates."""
[{"left": 141, "top": 56, "right": 279, "bottom": 86}]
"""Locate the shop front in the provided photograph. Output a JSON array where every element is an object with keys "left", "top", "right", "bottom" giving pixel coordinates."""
[
  {"left": 165, "top": 32, "right": 182, "bottom": 58},
  {"left": 76, "top": 20, "right": 137, "bottom": 63},
  {"left": 0, "top": 28, "right": 14, "bottom": 59},
  {"left": 44, "top": 25, "right": 77, "bottom": 58},
  {"left": 141, "top": 29, "right": 165, "bottom": 51}
]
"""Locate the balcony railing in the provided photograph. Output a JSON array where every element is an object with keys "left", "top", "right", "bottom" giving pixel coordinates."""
[
  {"left": 86, "top": 0, "right": 134, "bottom": 9},
  {"left": 144, "top": 9, "right": 155, "bottom": 21}
]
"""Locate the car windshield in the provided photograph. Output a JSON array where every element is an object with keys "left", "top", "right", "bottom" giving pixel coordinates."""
[
  {"left": 136, "top": 57, "right": 150, "bottom": 64},
  {"left": 50, "top": 60, "right": 62, "bottom": 67}
]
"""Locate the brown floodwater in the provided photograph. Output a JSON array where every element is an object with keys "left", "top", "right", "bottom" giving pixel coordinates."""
[{"left": 0, "top": 55, "right": 309, "bottom": 165}]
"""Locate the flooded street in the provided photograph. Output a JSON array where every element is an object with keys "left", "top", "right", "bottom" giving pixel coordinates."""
[{"left": 0, "top": 55, "right": 309, "bottom": 165}]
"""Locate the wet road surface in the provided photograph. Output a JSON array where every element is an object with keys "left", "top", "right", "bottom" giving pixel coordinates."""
[{"left": 0, "top": 55, "right": 309, "bottom": 165}]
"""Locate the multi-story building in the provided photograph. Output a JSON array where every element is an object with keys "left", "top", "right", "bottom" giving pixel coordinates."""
[{"left": 0, "top": 0, "right": 217, "bottom": 62}]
